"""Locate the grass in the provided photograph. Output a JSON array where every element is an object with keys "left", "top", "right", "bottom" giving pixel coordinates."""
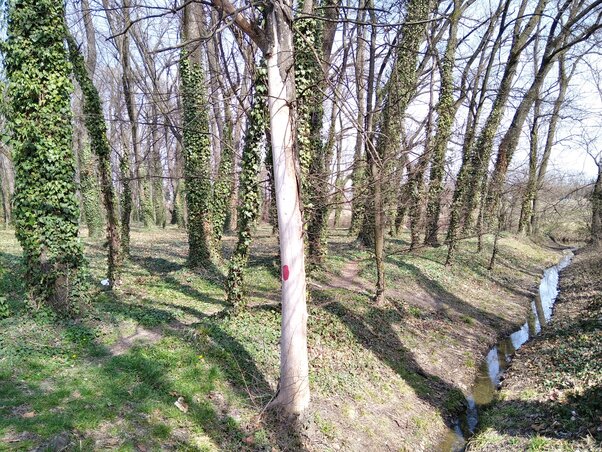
[{"left": 0, "top": 225, "right": 568, "bottom": 450}]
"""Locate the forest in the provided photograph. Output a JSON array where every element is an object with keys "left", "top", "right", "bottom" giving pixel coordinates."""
[{"left": 0, "top": 0, "right": 601, "bottom": 450}]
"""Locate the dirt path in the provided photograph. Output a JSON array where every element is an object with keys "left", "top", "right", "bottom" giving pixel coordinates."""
[{"left": 326, "top": 259, "right": 374, "bottom": 296}]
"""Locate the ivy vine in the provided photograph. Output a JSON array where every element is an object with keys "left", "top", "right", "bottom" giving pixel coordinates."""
[
  {"left": 180, "top": 52, "right": 214, "bottom": 266},
  {"left": 66, "top": 31, "right": 122, "bottom": 285},
  {"left": 3, "top": 0, "right": 88, "bottom": 312},
  {"left": 226, "top": 66, "right": 268, "bottom": 309}
]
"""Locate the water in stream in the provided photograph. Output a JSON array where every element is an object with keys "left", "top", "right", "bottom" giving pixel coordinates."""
[{"left": 441, "top": 251, "right": 574, "bottom": 451}]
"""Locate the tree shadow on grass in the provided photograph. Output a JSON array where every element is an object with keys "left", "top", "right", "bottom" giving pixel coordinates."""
[
  {"left": 320, "top": 296, "right": 467, "bottom": 425},
  {"left": 131, "top": 256, "right": 184, "bottom": 274},
  {"left": 114, "top": 303, "right": 308, "bottom": 450},
  {"left": 130, "top": 257, "right": 228, "bottom": 308},
  {"left": 384, "top": 256, "right": 513, "bottom": 331},
  {"left": 0, "top": 339, "right": 251, "bottom": 450},
  {"left": 475, "top": 384, "right": 602, "bottom": 445},
  {"left": 1, "top": 299, "right": 307, "bottom": 450}
]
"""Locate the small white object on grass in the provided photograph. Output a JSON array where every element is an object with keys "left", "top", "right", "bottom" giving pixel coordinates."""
[{"left": 100, "top": 279, "right": 110, "bottom": 286}]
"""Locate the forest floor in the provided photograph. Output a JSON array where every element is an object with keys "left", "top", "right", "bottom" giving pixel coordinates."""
[
  {"left": 0, "top": 224, "right": 570, "bottom": 451},
  {"left": 468, "top": 246, "right": 602, "bottom": 452}
]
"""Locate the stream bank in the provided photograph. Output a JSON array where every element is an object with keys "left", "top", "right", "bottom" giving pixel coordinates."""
[{"left": 466, "top": 247, "right": 602, "bottom": 451}]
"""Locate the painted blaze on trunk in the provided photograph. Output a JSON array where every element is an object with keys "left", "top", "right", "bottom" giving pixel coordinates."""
[{"left": 265, "top": 3, "right": 310, "bottom": 415}]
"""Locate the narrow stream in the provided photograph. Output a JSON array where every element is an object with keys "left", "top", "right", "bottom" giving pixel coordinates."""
[{"left": 441, "top": 251, "right": 574, "bottom": 451}]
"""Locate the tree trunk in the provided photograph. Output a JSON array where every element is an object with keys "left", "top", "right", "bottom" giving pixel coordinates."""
[
  {"left": 592, "top": 161, "right": 602, "bottom": 246},
  {"left": 120, "top": 152, "right": 132, "bottom": 258},
  {"left": 446, "top": 0, "right": 546, "bottom": 265},
  {"left": 461, "top": 0, "right": 547, "bottom": 230},
  {"left": 367, "top": 0, "right": 431, "bottom": 301},
  {"left": 181, "top": 2, "right": 215, "bottom": 266},
  {"left": 0, "top": 157, "right": 10, "bottom": 228},
  {"left": 485, "top": 58, "right": 554, "bottom": 221},
  {"left": 303, "top": 0, "right": 341, "bottom": 269},
  {"left": 518, "top": 95, "right": 542, "bottom": 235},
  {"left": 226, "top": 69, "right": 267, "bottom": 309},
  {"left": 424, "top": 0, "right": 461, "bottom": 246},
  {"left": 67, "top": 32, "right": 122, "bottom": 285},
  {"left": 265, "top": 2, "right": 310, "bottom": 414},
  {"left": 6, "top": 0, "right": 87, "bottom": 310}
]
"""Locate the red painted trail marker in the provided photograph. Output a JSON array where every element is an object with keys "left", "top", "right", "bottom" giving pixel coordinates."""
[{"left": 282, "top": 265, "right": 290, "bottom": 281}]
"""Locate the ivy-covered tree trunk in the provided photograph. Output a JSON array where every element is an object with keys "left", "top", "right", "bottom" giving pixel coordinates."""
[
  {"left": 0, "top": 159, "right": 10, "bottom": 228},
  {"left": 592, "top": 160, "right": 602, "bottom": 247},
  {"left": 150, "top": 103, "right": 166, "bottom": 227},
  {"left": 408, "top": 68, "right": 436, "bottom": 250},
  {"left": 485, "top": 61, "right": 553, "bottom": 224},
  {"left": 518, "top": 94, "right": 542, "bottom": 235},
  {"left": 5, "top": 0, "right": 87, "bottom": 311},
  {"left": 365, "top": 0, "right": 431, "bottom": 303},
  {"left": 78, "top": 143, "right": 105, "bottom": 237},
  {"left": 74, "top": 91, "right": 104, "bottom": 238},
  {"left": 295, "top": 2, "right": 323, "bottom": 267},
  {"left": 423, "top": 0, "right": 461, "bottom": 246},
  {"left": 460, "top": 0, "right": 546, "bottom": 231},
  {"left": 181, "top": 2, "right": 214, "bottom": 267},
  {"left": 445, "top": 0, "right": 546, "bottom": 265},
  {"left": 66, "top": 32, "right": 122, "bottom": 286},
  {"left": 226, "top": 69, "right": 267, "bottom": 309},
  {"left": 120, "top": 154, "right": 132, "bottom": 258},
  {"left": 211, "top": 128, "right": 233, "bottom": 245},
  {"left": 300, "top": 0, "right": 340, "bottom": 269}
]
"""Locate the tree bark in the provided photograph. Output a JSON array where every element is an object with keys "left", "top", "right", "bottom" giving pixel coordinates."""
[
  {"left": 592, "top": 160, "right": 602, "bottom": 246},
  {"left": 181, "top": 2, "right": 215, "bottom": 266},
  {"left": 67, "top": 32, "right": 122, "bottom": 285},
  {"left": 424, "top": 0, "right": 461, "bottom": 246},
  {"left": 264, "top": 1, "right": 310, "bottom": 414}
]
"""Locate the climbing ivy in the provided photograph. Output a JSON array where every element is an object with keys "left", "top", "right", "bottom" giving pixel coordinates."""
[
  {"left": 79, "top": 144, "right": 104, "bottom": 238},
  {"left": 180, "top": 53, "right": 214, "bottom": 266},
  {"left": 120, "top": 154, "right": 132, "bottom": 258},
  {"left": 226, "top": 67, "right": 268, "bottom": 309},
  {"left": 294, "top": 6, "right": 327, "bottom": 268},
  {"left": 294, "top": 12, "right": 322, "bottom": 194},
  {"left": 211, "top": 123, "right": 233, "bottom": 244},
  {"left": 139, "top": 177, "right": 155, "bottom": 228},
  {"left": 66, "top": 31, "right": 122, "bottom": 285},
  {"left": 0, "top": 296, "right": 10, "bottom": 319},
  {"left": 172, "top": 181, "right": 186, "bottom": 228},
  {"left": 3, "top": 0, "right": 88, "bottom": 312}
]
